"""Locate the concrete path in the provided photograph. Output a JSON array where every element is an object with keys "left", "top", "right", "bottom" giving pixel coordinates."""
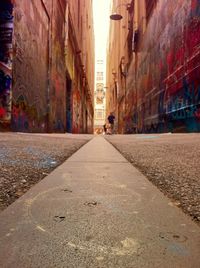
[{"left": 0, "top": 136, "right": 199, "bottom": 268}]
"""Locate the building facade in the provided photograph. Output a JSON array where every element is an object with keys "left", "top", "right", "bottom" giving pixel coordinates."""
[
  {"left": 107, "top": 0, "right": 200, "bottom": 133},
  {"left": 66, "top": 0, "right": 94, "bottom": 134},
  {"left": 94, "top": 59, "right": 106, "bottom": 134},
  {"left": 0, "top": 0, "right": 94, "bottom": 133}
]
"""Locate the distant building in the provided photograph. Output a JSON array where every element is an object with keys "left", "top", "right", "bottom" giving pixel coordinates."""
[
  {"left": 107, "top": 0, "right": 200, "bottom": 133},
  {"left": 0, "top": 0, "right": 94, "bottom": 133},
  {"left": 94, "top": 59, "right": 106, "bottom": 134}
]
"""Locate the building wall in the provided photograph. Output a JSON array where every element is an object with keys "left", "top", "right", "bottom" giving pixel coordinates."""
[
  {"left": 49, "top": 0, "right": 67, "bottom": 132},
  {"left": 94, "top": 59, "right": 106, "bottom": 133},
  {"left": 106, "top": 0, "right": 131, "bottom": 133},
  {"left": 67, "top": 0, "right": 94, "bottom": 134},
  {"left": 11, "top": 0, "right": 50, "bottom": 132},
  {"left": 10, "top": 0, "right": 67, "bottom": 132},
  {"left": 107, "top": 0, "right": 200, "bottom": 133},
  {"left": 0, "top": 0, "right": 94, "bottom": 133},
  {"left": 0, "top": 0, "right": 13, "bottom": 130}
]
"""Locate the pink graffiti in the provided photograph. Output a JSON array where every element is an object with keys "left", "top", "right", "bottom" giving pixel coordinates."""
[
  {"left": 191, "top": 0, "right": 199, "bottom": 10},
  {"left": 12, "top": 106, "right": 19, "bottom": 117}
]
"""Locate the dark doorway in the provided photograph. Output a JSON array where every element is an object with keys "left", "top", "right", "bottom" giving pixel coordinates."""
[{"left": 66, "top": 77, "right": 72, "bottom": 132}]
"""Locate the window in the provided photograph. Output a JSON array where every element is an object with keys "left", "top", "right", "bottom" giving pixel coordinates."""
[
  {"left": 96, "top": 71, "right": 103, "bottom": 81},
  {"left": 97, "top": 60, "right": 103, "bottom": 65}
]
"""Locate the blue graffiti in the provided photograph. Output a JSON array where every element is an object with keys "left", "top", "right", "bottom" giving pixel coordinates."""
[
  {"left": 0, "top": 70, "right": 12, "bottom": 93},
  {"left": 166, "top": 78, "right": 200, "bottom": 120},
  {"left": 190, "top": 0, "right": 200, "bottom": 18},
  {"left": 54, "top": 119, "right": 64, "bottom": 132},
  {"left": 0, "top": 2, "right": 13, "bottom": 22}
]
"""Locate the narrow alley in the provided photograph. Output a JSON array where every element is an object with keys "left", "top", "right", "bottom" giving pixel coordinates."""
[{"left": 0, "top": 0, "right": 200, "bottom": 267}]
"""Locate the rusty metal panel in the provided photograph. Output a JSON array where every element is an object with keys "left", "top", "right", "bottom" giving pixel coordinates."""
[{"left": 12, "top": 0, "right": 49, "bottom": 132}]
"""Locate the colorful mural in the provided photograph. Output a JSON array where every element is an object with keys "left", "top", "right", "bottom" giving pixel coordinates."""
[
  {"left": 125, "top": 0, "right": 200, "bottom": 133},
  {"left": 72, "top": 88, "right": 82, "bottom": 133},
  {"left": 0, "top": 0, "right": 13, "bottom": 129},
  {"left": 49, "top": 0, "right": 67, "bottom": 132},
  {"left": 0, "top": 0, "right": 67, "bottom": 133},
  {"left": 0, "top": 0, "right": 94, "bottom": 133},
  {"left": 12, "top": 0, "right": 49, "bottom": 132}
]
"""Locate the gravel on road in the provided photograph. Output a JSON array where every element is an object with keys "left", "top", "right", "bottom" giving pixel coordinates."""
[
  {"left": 0, "top": 133, "right": 92, "bottom": 212},
  {"left": 106, "top": 133, "right": 200, "bottom": 226}
]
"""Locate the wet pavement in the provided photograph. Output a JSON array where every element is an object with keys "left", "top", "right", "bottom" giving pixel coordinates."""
[{"left": 0, "top": 136, "right": 199, "bottom": 268}]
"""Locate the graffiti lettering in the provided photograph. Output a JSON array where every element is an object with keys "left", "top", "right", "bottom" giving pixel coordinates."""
[{"left": 166, "top": 79, "right": 200, "bottom": 121}]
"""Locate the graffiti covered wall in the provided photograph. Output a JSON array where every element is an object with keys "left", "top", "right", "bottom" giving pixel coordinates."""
[
  {"left": 125, "top": 0, "right": 200, "bottom": 133},
  {"left": 0, "top": 0, "right": 94, "bottom": 134},
  {"left": 49, "top": 0, "right": 66, "bottom": 132},
  {"left": 0, "top": 0, "right": 13, "bottom": 129},
  {"left": 72, "top": 87, "right": 82, "bottom": 133},
  {"left": 12, "top": 0, "right": 49, "bottom": 132}
]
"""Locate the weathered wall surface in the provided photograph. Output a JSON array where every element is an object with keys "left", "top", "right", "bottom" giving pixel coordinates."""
[
  {"left": 67, "top": 0, "right": 94, "bottom": 134},
  {"left": 0, "top": 0, "right": 94, "bottom": 133},
  {"left": 128, "top": 0, "right": 200, "bottom": 133},
  {"left": 0, "top": 0, "right": 13, "bottom": 130},
  {"left": 12, "top": 0, "right": 67, "bottom": 133},
  {"left": 49, "top": 0, "right": 66, "bottom": 132},
  {"left": 107, "top": 0, "right": 200, "bottom": 133},
  {"left": 12, "top": 0, "right": 49, "bottom": 132},
  {"left": 106, "top": 0, "right": 132, "bottom": 133}
]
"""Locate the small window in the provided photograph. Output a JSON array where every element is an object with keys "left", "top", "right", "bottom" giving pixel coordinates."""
[{"left": 96, "top": 71, "right": 103, "bottom": 81}]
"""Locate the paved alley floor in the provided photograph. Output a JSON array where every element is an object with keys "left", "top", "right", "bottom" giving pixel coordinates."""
[
  {"left": 0, "top": 136, "right": 200, "bottom": 268},
  {"left": 0, "top": 133, "right": 92, "bottom": 211},
  {"left": 106, "top": 133, "right": 200, "bottom": 225}
]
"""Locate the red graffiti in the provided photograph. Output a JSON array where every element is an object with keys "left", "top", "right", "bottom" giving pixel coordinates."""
[
  {"left": 191, "top": 0, "right": 199, "bottom": 10},
  {"left": 12, "top": 106, "right": 19, "bottom": 117},
  {"left": 0, "top": 107, "right": 6, "bottom": 118},
  {"left": 195, "top": 109, "right": 200, "bottom": 120},
  {"left": 167, "top": 51, "right": 174, "bottom": 73}
]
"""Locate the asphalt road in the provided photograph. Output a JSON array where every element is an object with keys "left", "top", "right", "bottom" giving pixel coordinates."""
[
  {"left": 0, "top": 133, "right": 92, "bottom": 211},
  {"left": 106, "top": 133, "right": 200, "bottom": 225}
]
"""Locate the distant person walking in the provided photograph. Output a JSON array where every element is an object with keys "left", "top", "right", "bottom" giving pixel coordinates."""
[{"left": 107, "top": 112, "right": 115, "bottom": 134}]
